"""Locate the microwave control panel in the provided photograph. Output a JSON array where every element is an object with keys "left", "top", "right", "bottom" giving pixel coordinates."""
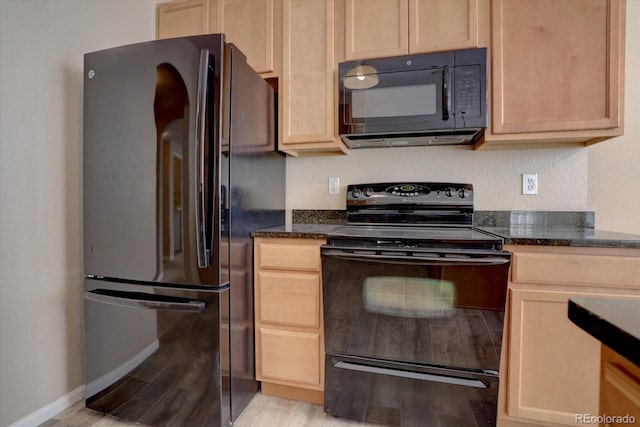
[{"left": 454, "top": 65, "right": 482, "bottom": 119}]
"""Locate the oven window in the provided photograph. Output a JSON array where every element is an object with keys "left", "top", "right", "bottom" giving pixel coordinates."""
[{"left": 363, "top": 276, "right": 454, "bottom": 318}]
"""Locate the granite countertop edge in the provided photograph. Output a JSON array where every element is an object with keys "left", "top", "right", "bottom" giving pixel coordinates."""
[
  {"left": 568, "top": 297, "right": 640, "bottom": 367},
  {"left": 250, "top": 210, "right": 640, "bottom": 248}
]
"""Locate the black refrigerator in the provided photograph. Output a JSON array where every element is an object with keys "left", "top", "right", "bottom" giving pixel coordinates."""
[{"left": 82, "top": 34, "right": 285, "bottom": 426}]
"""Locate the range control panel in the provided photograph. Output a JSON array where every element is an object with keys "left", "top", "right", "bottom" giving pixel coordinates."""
[{"left": 347, "top": 182, "right": 473, "bottom": 206}]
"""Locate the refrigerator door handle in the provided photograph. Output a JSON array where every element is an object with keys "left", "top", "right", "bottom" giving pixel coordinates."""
[
  {"left": 84, "top": 289, "right": 208, "bottom": 312},
  {"left": 195, "top": 48, "right": 212, "bottom": 268}
]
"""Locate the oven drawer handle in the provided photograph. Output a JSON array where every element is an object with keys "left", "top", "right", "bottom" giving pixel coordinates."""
[
  {"left": 334, "top": 361, "right": 488, "bottom": 389},
  {"left": 322, "top": 250, "right": 510, "bottom": 265}
]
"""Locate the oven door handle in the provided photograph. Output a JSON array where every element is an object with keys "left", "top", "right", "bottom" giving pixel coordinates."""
[{"left": 322, "top": 250, "right": 510, "bottom": 266}]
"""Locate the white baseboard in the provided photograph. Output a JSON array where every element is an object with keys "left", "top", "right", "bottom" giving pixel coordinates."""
[
  {"left": 85, "top": 339, "right": 159, "bottom": 398},
  {"left": 8, "top": 339, "right": 159, "bottom": 427},
  {"left": 7, "top": 385, "right": 84, "bottom": 427}
]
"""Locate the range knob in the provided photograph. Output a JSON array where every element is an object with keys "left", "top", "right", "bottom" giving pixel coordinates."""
[
  {"left": 444, "top": 187, "right": 456, "bottom": 197},
  {"left": 364, "top": 188, "right": 374, "bottom": 197},
  {"left": 458, "top": 188, "right": 469, "bottom": 198},
  {"left": 351, "top": 188, "right": 362, "bottom": 198}
]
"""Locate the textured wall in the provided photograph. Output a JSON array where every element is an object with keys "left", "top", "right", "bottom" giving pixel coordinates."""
[
  {"left": 287, "top": 144, "right": 589, "bottom": 218},
  {"left": 588, "top": 1, "right": 640, "bottom": 235},
  {"left": 0, "top": 1, "right": 158, "bottom": 426}
]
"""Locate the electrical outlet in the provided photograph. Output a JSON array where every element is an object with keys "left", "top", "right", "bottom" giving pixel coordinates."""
[
  {"left": 328, "top": 177, "right": 340, "bottom": 195},
  {"left": 522, "top": 174, "right": 538, "bottom": 195}
]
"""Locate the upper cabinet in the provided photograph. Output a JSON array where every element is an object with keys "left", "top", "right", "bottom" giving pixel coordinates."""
[
  {"left": 157, "top": 0, "right": 211, "bottom": 39},
  {"left": 279, "top": 0, "right": 347, "bottom": 156},
  {"left": 212, "top": 0, "right": 281, "bottom": 77},
  {"left": 344, "top": 0, "right": 488, "bottom": 60},
  {"left": 157, "top": 0, "right": 280, "bottom": 78},
  {"left": 157, "top": 0, "right": 626, "bottom": 154},
  {"left": 481, "top": 0, "right": 625, "bottom": 149}
]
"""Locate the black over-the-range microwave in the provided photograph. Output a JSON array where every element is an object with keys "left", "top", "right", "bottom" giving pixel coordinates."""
[{"left": 338, "top": 47, "right": 487, "bottom": 148}]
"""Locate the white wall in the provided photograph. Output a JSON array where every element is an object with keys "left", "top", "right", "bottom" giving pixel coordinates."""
[
  {"left": 287, "top": 145, "right": 589, "bottom": 215},
  {"left": 0, "top": 1, "right": 638, "bottom": 426},
  {"left": 0, "top": 1, "right": 158, "bottom": 426},
  {"left": 588, "top": 0, "right": 640, "bottom": 234}
]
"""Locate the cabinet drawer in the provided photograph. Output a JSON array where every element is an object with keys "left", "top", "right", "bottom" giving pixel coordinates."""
[
  {"left": 512, "top": 251, "right": 640, "bottom": 288},
  {"left": 258, "top": 272, "right": 320, "bottom": 328},
  {"left": 257, "top": 241, "right": 321, "bottom": 271},
  {"left": 258, "top": 328, "right": 321, "bottom": 385}
]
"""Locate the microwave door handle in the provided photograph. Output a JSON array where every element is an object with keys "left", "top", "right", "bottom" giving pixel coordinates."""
[
  {"left": 442, "top": 65, "right": 450, "bottom": 121},
  {"left": 195, "top": 49, "right": 212, "bottom": 267}
]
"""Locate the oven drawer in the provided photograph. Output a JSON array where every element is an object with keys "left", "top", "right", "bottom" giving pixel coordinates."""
[{"left": 324, "top": 353, "right": 498, "bottom": 426}]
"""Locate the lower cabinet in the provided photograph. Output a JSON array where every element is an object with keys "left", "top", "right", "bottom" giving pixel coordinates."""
[
  {"left": 600, "top": 346, "right": 640, "bottom": 426},
  {"left": 500, "top": 245, "right": 640, "bottom": 427},
  {"left": 253, "top": 237, "right": 326, "bottom": 404}
]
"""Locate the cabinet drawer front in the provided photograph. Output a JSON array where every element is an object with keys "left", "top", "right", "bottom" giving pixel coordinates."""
[
  {"left": 512, "top": 252, "right": 640, "bottom": 288},
  {"left": 258, "top": 272, "right": 320, "bottom": 328},
  {"left": 257, "top": 241, "right": 321, "bottom": 271},
  {"left": 258, "top": 328, "right": 321, "bottom": 385}
]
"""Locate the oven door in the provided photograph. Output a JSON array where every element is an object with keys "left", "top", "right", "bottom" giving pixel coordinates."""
[
  {"left": 321, "top": 246, "right": 511, "bottom": 371},
  {"left": 321, "top": 246, "right": 510, "bottom": 425}
]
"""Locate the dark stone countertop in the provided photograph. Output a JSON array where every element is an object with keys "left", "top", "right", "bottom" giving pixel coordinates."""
[
  {"left": 251, "top": 223, "right": 345, "bottom": 239},
  {"left": 478, "top": 226, "right": 640, "bottom": 249},
  {"left": 568, "top": 296, "right": 640, "bottom": 367},
  {"left": 251, "top": 210, "right": 640, "bottom": 248}
]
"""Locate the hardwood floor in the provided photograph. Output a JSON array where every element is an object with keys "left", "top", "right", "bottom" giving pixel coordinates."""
[{"left": 39, "top": 392, "right": 383, "bottom": 427}]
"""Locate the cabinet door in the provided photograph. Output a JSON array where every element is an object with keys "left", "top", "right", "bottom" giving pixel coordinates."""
[
  {"left": 281, "top": 0, "right": 346, "bottom": 155},
  {"left": 490, "top": 0, "right": 624, "bottom": 135},
  {"left": 344, "top": 0, "right": 408, "bottom": 60},
  {"left": 409, "top": 0, "right": 486, "bottom": 53},
  {"left": 157, "top": 0, "right": 210, "bottom": 39},
  {"left": 508, "top": 289, "right": 601, "bottom": 425},
  {"left": 214, "top": 0, "right": 280, "bottom": 75}
]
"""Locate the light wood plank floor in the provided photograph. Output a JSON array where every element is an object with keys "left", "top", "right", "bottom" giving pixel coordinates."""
[{"left": 39, "top": 392, "right": 385, "bottom": 427}]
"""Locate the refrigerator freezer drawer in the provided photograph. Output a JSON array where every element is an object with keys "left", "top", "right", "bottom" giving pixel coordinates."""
[{"left": 83, "top": 279, "right": 229, "bottom": 426}]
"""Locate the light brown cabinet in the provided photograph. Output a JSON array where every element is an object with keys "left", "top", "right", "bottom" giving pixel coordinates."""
[
  {"left": 279, "top": 0, "right": 346, "bottom": 156},
  {"left": 500, "top": 245, "right": 640, "bottom": 427},
  {"left": 253, "top": 237, "right": 326, "bottom": 404},
  {"left": 157, "top": 0, "right": 626, "bottom": 153},
  {"left": 344, "top": 0, "right": 488, "bottom": 60},
  {"left": 481, "top": 0, "right": 626, "bottom": 149},
  {"left": 212, "top": 0, "right": 281, "bottom": 76},
  {"left": 157, "top": 0, "right": 280, "bottom": 77},
  {"left": 157, "top": 0, "right": 211, "bottom": 39},
  {"left": 600, "top": 345, "right": 640, "bottom": 426}
]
